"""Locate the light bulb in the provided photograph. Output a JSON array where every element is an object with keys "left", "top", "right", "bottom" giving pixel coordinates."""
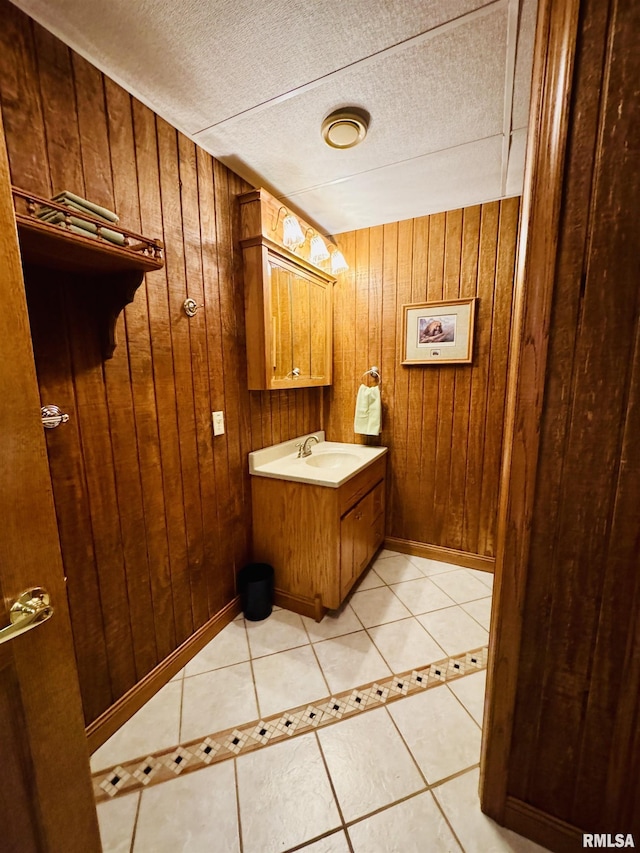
[
  {"left": 309, "top": 235, "right": 330, "bottom": 264},
  {"left": 282, "top": 214, "right": 304, "bottom": 248},
  {"left": 330, "top": 248, "right": 349, "bottom": 274}
]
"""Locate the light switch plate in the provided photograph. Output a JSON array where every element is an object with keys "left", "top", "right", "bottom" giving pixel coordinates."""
[{"left": 212, "top": 411, "right": 225, "bottom": 436}]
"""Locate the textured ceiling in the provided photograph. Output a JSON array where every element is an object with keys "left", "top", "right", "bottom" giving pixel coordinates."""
[{"left": 10, "top": 0, "right": 537, "bottom": 234}]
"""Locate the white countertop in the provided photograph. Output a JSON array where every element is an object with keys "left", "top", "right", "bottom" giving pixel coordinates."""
[{"left": 248, "top": 432, "right": 388, "bottom": 488}]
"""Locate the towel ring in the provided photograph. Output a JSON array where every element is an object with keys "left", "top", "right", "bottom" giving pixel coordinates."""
[{"left": 361, "top": 366, "right": 381, "bottom": 387}]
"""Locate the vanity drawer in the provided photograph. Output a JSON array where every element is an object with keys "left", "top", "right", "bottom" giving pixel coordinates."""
[{"left": 338, "top": 456, "right": 386, "bottom": 516}]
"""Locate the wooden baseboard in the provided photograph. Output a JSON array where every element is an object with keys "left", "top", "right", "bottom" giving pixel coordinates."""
[
  {"left": 503, "top": 797, "right": 584, "bottom": 853},
  {"left": 274, "top": 588, "right": 321, "bottom": 621},
  {"left": 384, "top": 537, "right": 495, "bottom": 573},
  {"left": 86, "top": 597, "right": 242, "bottom": 753}
]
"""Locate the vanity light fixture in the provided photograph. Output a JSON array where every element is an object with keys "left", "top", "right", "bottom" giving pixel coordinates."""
[
  {"left": 330, "top": 247, "right": 349, "bottom": 274},
  {"left": 322, "top": 108, "right": 369, "bottom": 150},
  {"left": 305, "top": 228, "right": 330, "bottom": 265},
  {"left": 272, "top": 205, "right": 305, "bottom": 249},
  {"left": 282, "top": 213, "right": 305, "bottom": 248}
]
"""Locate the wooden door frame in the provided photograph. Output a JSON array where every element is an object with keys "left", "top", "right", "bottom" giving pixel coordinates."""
[
  {"left": 0, "top": 112, "right": 101, "bottom": 850},
  {"left": 479, "top": 0, "right": 581, "bottom": 825}
]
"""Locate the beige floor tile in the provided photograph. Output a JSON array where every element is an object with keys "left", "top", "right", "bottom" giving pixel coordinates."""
[
  {"left": 134, "top": 761, "right": 239, "bottom": 852},
  {"left": 245, "top": 608, "right": 310, "bottom": 658},
  {"left": 462, "top": 597, "right": 493, "bottom": 630},
  {"left": 367, "top": 617, "right": 446, "bottom": 673},
  {"left": 388, "top": 686, "right": 481, "bottom": 784},
  {"left": 97, "top": 791, "right": 139, "bottom": 853},
  {"left": 465, "top": 567, "right": 495, "bottom": 589},
  {"left": 252, "top": 644, "right": 329, "bottom": 717},
  {"left": 298, "top": 830, "right": 351, "bottom": 852},
  {"left": 429, "top": 569, "right": 493, "bottom": 604},
  {"left": 433, "top": 768, "right": 551, "bottom": 852},
  {"left": 390, "top": 577, "right": 457, "bottom": 616},
  {"left": 184, "top": 618, "right": 250, "bottom": 677},
  {"left": 372, "top": 554, "right": 425, "bottom": 584},
  {"left": 416, "top": 605, "right": 489, "bottom": 656},
  {"left": 237, "top": 732, "right": 340, "bottom": 853},
  {"left": 406, "top": 556, "right": 462, "bottom": 576},
  {"left": 375, "top": 548, "right": 400, "bottom": 560},
  {"left": 318, "top": 707, "right": 425, "bottom": 822},
  {"left": 354, "top": 566, "right": 386, "bottom": 590},
  {"left": 448, "top": 670, "right": 487, "bottom": 726},
  {"left": 349, "top": 586, "right": 413, "bottom": 627},
  {"left": 313, "top": 630, "right": 392, "bottom": 694},
  {"left": 91, "top": 680, "right": 182, "bottom": 772},
  {"left": 302, "top": 603, "right": 363, "bottom": 642},
  {"left": 348, "top": 791, "right": 462, "bottom": 853},
  {"left": 181, "top": 661, "right": 258, "bottom": 741}
]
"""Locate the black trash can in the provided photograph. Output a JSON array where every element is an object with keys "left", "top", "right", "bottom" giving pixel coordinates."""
[{"left": 238, "top": 563, "right": 274, "bottom": 621}]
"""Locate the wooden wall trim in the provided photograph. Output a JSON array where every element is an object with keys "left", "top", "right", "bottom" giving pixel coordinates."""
[
  {"left": 503, "top": 798, "right": 583, "bottom": 853},
  {"left": 479, "top": 0, "right": 581, "bottom": 822},
  {"left": 384, "top": 537, "right": 494, "bottom": 573},
  {"left": 86, "top": 597, "right": 241, "bottom": 753},
  {"left": 274, "top": 590, "right": 320, "bottom": 621}
]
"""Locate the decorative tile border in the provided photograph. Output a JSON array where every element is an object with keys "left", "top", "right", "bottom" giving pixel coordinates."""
[{"left": 93, "top": 646, "right": 488, "bottom": 803}]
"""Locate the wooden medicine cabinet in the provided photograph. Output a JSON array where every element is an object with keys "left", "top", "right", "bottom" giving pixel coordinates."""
[{"left": 239, "top": 189, "right": 334, "bottom": 390}]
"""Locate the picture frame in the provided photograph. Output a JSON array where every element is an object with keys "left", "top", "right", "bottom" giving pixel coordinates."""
[{"left": 401, "top": 298, "right": 477, "bottom": 365}]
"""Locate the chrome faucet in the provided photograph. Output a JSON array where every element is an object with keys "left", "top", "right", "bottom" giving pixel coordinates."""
[{"left": 296, "top": 435, "right": 319, "bottom": 458}]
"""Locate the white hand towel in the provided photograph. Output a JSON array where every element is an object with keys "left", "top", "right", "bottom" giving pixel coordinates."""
[{"left": 354, "top": 384, "right": 381, "bottom": 435}]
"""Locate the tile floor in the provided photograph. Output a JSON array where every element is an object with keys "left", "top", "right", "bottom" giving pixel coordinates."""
[{"left": 93, "top": 550, "right": 548, "bottom": 853}]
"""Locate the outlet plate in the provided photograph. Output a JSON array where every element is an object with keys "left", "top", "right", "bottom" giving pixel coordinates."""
[{"left": 212, "top": 411, "right": 225, "bottom": 436}]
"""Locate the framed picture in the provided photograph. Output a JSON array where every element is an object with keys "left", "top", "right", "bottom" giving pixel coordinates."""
[{"left": 401, "top": 298, "right": 477, "bottom": 365}]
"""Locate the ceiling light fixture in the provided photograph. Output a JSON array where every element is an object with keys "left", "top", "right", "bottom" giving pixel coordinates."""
[{"left": 322, "top": 108, "right": 369, "bottom": 149}]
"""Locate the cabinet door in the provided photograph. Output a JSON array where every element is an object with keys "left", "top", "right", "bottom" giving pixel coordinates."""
[
  {"left": 290, "top": 270, "right": 311, "bottom": 381},
  {"left": 340, "top": 490, "right": 374, "bottom": 600},
  {"left": 308, "top": 275, "right": 330, "bottom": 382},
  {"left": 368, "top": 481, "right": 385, "bottom": 563},
  {"left": 269, "top": 261, "right": 293, "bottom": 383},
  {"left": 267, "top": 252, "right": 332, "bottom": 389}
]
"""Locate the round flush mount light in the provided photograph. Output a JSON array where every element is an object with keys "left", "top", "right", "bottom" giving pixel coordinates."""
[{"left": 321, "top": 108, "right": 369, "bottom": 149}]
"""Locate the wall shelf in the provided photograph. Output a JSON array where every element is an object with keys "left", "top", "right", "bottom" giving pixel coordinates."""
[{"left": 12, "top": 186, "right": 164, "bottom": 358}]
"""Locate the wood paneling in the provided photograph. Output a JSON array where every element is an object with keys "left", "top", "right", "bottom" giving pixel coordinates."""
[
  {"left": 482, "top": 0, "right": 640, "bottom": 845},
  {"left": 0, "top": 0, "right": 321, "bottom": 726},
  {"left": 327, "top": 199, "right": 519, "bottom": 558}
]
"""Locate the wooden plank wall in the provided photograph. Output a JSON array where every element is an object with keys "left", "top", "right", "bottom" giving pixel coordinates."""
[
  {"left": 0, "top": 1, "right": 320, "bottom": 725},
  {"left": 501, "top": 0, "right": 640, "bottom": 836},
  {"left": 326, "top": 199, "right": 519, "bottom": 558}
]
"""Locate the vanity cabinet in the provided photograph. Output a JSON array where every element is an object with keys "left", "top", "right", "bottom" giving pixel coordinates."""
[
  {"left": 251, "top": 456, "right": 386, "bottom": 620},
  {"left": 339, "top": 480, "right": 385, "bottom": 601},
  {"left": 239, "top": 189, "right": 334, "bottom": 391}
]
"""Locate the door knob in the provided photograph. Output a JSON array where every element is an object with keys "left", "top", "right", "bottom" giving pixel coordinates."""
[
  {"left": 0, "top": 587, "right": 54, "bottom": 646},
  {"left": 41, "top": 405, "right": 69, "bottom": 429}
]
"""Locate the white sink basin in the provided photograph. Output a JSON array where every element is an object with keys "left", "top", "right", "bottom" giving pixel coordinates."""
[
  {"left": 248, "top": 432, "right": 387, "bottom": 488},
  {"left": 306, "top": 452, "right": 360, "bottom": 469}
]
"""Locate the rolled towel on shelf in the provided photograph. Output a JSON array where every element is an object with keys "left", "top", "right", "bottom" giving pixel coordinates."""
[
  {"left": 354, "top": 384, "right": 381, "bottom": 436},
  {"left": 51, "top": 190, "right": 119, "bottom": 223},
  {"left": 41, "top": 211, "right": 126, "bottom": 246}
]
